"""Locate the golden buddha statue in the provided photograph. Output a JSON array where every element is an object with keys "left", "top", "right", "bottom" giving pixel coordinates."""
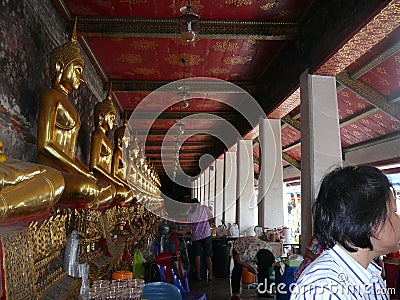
[
  {"left": 126, "top": 133, "right": 140, "bottom": 187},
  {"left": 112, "top": 114, "right": 137, "bottom": 204},
  {"left": 36, "top": 21, "right": 115, "bottom": 208},
  {"left": 0, "top": 141, "right": 65, "bottom": 221},
  {"left": 90, "top": 88, "right": 134, "bottom": 205}
]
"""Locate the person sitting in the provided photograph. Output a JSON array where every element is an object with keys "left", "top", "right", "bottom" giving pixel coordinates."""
[
  {"left": 36, "top": 21, "right": 115, "bottom": 209},
  {"left": 0, "top": 141, "right": 64, "bottom": 221},
  {"left": 89, "top": 87, "right": 134, "bottom": 205},
  {"left": 231, "top": 236, "right": 276, "bottom": 299},
  {"left": 291, "top": 165, "right": 400, "bottom": 299}
]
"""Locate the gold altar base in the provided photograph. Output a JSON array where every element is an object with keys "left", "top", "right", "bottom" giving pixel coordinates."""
[{"left": 0, "top": 187, "right": 159, "bottom": 300}]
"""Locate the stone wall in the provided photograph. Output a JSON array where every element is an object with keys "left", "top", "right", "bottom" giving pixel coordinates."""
[{"left": 0, "top": 0, "right": 106, "bottom": 165}]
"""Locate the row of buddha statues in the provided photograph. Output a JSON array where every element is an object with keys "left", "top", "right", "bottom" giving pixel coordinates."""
[{"left": 0, "top": 20, "right": 162, "bottom": 222}]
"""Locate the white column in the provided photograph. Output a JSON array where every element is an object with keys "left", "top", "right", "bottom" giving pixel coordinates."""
[
  {"left": 224, "top": 151, "right": 237, "bottom": 224},
  {"left": 300, "top": 72, "right": 342, "bottom": 252},
  {"left": 258, "top": 118, "right": 285, "bottom": 228},
  {"left": 215, "top": 158, "right": 224, "bottom": 226},
  {"left": 208, "top": 160, "right": 216, "bottom": 217},
  {"left": 200, "top": 172, "right": 205, "bottom": 203},
  {"left": 191, "top": 180, "right": 195, "bottom": 198},
  {"left": 236, "top": 139, "right": 256, "bottom": 236},
  {"left": 204, "top": 167, "right": 210, "bottom": 207}
]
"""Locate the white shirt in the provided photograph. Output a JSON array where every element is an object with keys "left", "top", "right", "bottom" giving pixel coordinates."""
[{"left": 290, "top": 244, "right": 390, "bottom": 299}]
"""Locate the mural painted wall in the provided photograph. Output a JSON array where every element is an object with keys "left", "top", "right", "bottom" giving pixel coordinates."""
[{"left": 0, "top": 0, "right": 106, "bottom": 165}]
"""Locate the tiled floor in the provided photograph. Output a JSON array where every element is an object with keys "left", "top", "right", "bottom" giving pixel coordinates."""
[{"left": 188, "top": 277, "right": 276, "bottom": 300}]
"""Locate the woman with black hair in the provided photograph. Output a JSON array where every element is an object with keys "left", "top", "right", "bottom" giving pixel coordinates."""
[
  {"left": 231, "top": 236, "right": 276, "bottom": 299},
  {"left": 291, "top": 165, "right": 400, "bottom": 299}
]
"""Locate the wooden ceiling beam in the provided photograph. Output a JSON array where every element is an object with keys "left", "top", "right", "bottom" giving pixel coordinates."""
[
  {"left": 71, "top": 18, "right": 298, "bottom": 41},
  {"left": 282, "top": 115, "right": 301, "bottom": 131},
  {"left": 282, "top": 152, "right": 301, "bottom": 170},
  {"left": 145, "top": 141, "right": 213, "bottom": 147},
  {"left": 129, "top": 111, "right": 238, "bottom": 120},
  {"left": 109, "top": 80, "right": 256, "bottom": 93}
]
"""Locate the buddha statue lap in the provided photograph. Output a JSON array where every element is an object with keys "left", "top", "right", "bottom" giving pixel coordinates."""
[
  {"left": 89, "top": 88, "right": 134, "bottom": 205},
  {"left": 36, "top": 23, "right": 115, "bottom": 209},
  {"left": 0, "top": 141, "right": 65, "bottom": 221}
]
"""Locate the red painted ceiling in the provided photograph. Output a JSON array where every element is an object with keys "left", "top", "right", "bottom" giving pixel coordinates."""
[{"left": 51, "top": 0, "right": 400, "bottom": 177}]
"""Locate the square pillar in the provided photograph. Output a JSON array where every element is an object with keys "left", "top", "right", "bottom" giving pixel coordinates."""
[{"left": 300, "top": 72, "right": 342, "bottom": 252}]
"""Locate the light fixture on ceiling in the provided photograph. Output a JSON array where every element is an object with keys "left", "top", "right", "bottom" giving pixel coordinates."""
[
  {"left": 178, "top": 85, "right": 190, "bottom": 108},
  {"left": 179, "top": 0, "right": 200, "bottom": 43},
  {"left": 176, "top": 120, "right": 185, "bottom": 135},
  {"left": 178, "top": 58, "right": 190, "bottom": 108}
]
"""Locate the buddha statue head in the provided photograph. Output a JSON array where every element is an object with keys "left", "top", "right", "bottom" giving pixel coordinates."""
[
  {"left": 129, "top": 133, "right": 140, "bottom": 160},
  {"left": 114, "top": 113, "right": 129, "bottom": 150},
  {"left": 94, "top": 85, "right": 117, "bottom": 131},
  {"left": 49, "top": 18, "right": 84, "bottom": 91}
]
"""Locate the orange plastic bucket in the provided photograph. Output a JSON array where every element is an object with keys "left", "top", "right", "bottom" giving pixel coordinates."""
[
  {"left": 242, "top": 267, "right": 255, "bottom": 284},
  {"left": 112, "top": 270, "right": 133, "bottom": 280}
]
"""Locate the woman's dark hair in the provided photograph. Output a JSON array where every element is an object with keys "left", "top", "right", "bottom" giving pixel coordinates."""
[
  {"left": 313, "top": 165, "right": 393, "bottom": 252},
  {"left": 256, "top": 249, "right": 275, "bottom": 271}
]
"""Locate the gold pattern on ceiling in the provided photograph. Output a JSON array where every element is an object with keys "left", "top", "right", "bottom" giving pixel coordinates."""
[
  {"left": 133, "top": 68, "right": 158, "bottom": 76},
  {"left": 276, "top": 9, "right": 300, "bottom": 20},
  {"left": 172, "top": 71, "right": 193, "bottom": 78},
  {"left": 213, "top": 41, "right": 239, "bottom": 52},
  {"left": 208, "top": 67, "right": 229, "bottom": 76},
  {"left": 268, "top": 87, "right": 300, "bottom": 119},
  {"left": 68, "top": 3, "right": 98, "bottom": 15},
  {"left": 165, "top": 53, "right": 204, "bottom": 66},
  {"left": 120, "top": 0, "right": 148, "bottom": 4},
  {"left": 117, "top": 54, "right": 144, "bottom": 64},
  {"left": 225, "top": 0, "right": 253, "bottom": 7},
  {"left": 131, "top": 39, "right": 158, "bottom": 51},
  {"left": 260, "top": 3, "right": 274, "bottom": 11},
  {"left": 224, "top": 55, "right": 250, "bottom": 65},
  {"left": 93, "top": 0, "right": 112, "bottom": 7},
  {"left": 316, "top": 0, "right": 400, "bottom": 76}
]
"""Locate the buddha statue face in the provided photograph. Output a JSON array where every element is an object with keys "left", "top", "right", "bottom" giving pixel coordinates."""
[
  {"left": 94, "top": 92, "right": 117, "bottom": 131},
  {"left": 58, "top": 59, "right": 84, "bottom": 92},
  {"left": 104, "top": 111, "right": 116, "bottom": 131}
]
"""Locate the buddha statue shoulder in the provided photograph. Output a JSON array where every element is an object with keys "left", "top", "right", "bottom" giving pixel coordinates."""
[
  {"left": 36, "top": 21, "right": 115, "bottom": 208},
  {"left": 0, "top": 141, "right": 64, "bottom": 221},
  {"left": 90, "top": 88, "right": 134, "bottom": 205}
]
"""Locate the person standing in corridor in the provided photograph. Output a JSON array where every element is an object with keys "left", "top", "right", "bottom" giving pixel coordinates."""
[{"left": 187, "top": 198, "right": 214, "bottom": 281}]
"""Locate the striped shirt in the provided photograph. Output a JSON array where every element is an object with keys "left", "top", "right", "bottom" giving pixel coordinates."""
[{"left": 290, "top": 244, "right": 390, "bottom": 300}]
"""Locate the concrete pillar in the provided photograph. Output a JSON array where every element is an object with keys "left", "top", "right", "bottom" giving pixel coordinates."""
[
  {"left": 191, "top": 180, "right": 195, "bottom": 198},
  {"left": 215, "top": 158, "right": 224, "bottom": 226},
  {"left": 236, "top": 139, "right": 256, "bottom": 236},
  {"left": 224, "top": 151, "right": 237, "bottom": 224},
  {"left": 195, "top": 177, "right": 198, "bottom": 199},
  {"left": 204, "top": 167, "right": 210, "bottom": 207},
  {"left": 300, "top": 72, "right": 342, "bottom": 252},
  {"left": 200, "top": 172, "right": 205, "bottom": 203},
  {"left": 208, "top": 160, "right": 216, "bottom": 217},
  {"left": 258, "top": 117, "right": 285, "bottom": 228}
]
